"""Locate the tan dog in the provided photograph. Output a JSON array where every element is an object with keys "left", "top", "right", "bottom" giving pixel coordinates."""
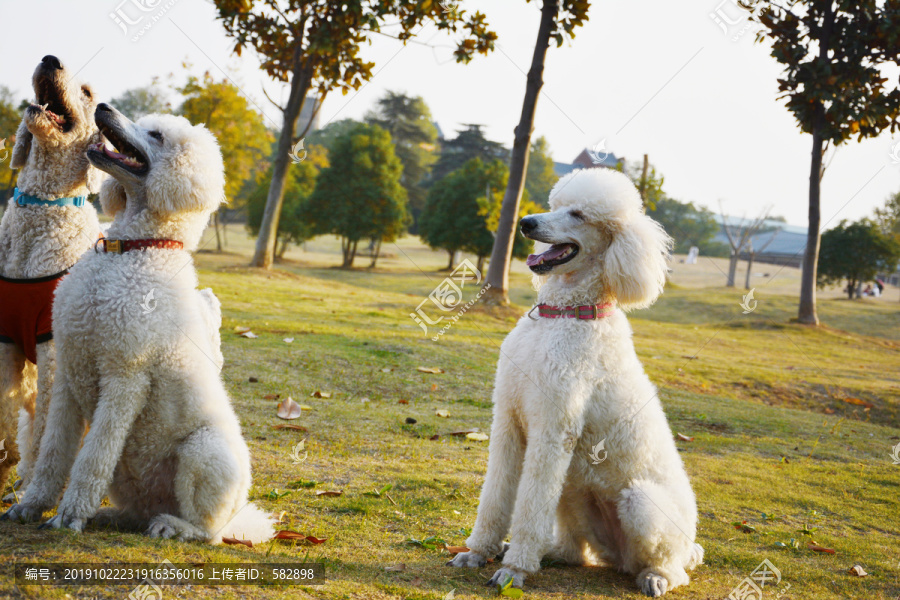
[{"left": 0, "top": 55, "right": 103, "bottom": 500}]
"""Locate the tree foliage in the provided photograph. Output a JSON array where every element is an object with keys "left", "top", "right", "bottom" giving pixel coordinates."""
[
  {"left": 817, "top": 219, "right": 900, "bottom": 299},
  {"left": 646, "top": 198, "right": 728, "bottom": 257},
  {"left": 0, "top": 86, "right": 22, "bottom": 203},
  {"left": 524, "top": 136, "right": 556, "bottom": 208},
  {"left": 304, "top": 123, "right": 408, "bottom": 267},
  {"left": 109, "top": 84, "right": 171, "bottom": 120},
  {"left": 429, "top": 124, "right": 508, "bottom": 184},
  {"left": 213, "top": 0, "right": 497, "bottom": 268},
  {"left": 366, "top": 90, "right": 438, "bottom": 231}
]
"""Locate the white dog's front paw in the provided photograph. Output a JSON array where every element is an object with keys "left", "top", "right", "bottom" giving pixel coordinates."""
[
  {"left": 39, "top": 513, "right": 86, "bottom": 532},
  {"left": 147, "top": 516, "right": 178, "bottom": 539},
  {"left": 446, "top": 550, "right": 488, "bottom": 568},
  {"left": 1, "top": 502, "right": 46, "bottom": 523},
  {"left": 639, "top": 572, "right": 669, "bottom": 597},
  {"left": 487, "top": 567, "right": 526, "bottom": 589}
]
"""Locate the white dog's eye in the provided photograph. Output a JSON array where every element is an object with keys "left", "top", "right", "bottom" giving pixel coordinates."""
[
  {"left": 81, "top": 86, "right": 92, "bottom": 99},
  {"left": 569, "top": 210, "right": 586, "bottom": 221},
  {"left": 148, "top": 131, "right": 163, "bottom": 143}
]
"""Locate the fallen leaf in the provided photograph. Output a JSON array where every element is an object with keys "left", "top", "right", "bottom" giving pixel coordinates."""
[
  {"left": 381, "top": 367, "right": 394, "bottom": 373},
  {"left": 283, "top": 338, "right": 294, "bottom": 343},
  {"left": 249, "top": 377, "right": 259, "bottom": 383},
  {"left": 304, "top": 536, "right": 327, "bottom": 544},
  {"left": 263, "top": 393, "right": 281, "bottom": 400},
  {"left": 417, "top": 366, "right": 444, "bottom": 374},
  {"left": 436, "top": 410, "right": 450, "bottom": 418},
  {"left": 271, "top": 424, "right": 307, "bottom": 432},
  {"left": 398, "top": 399, "right": 409, "bottom": 405},
  {"left": 223, "top": 537, "right": 252, "bottom": 548},
  {"left": 277, "top": 510, "right": 287, "bottom": 523},
  {"left": 234, "top": 326, "right": 251, "bottom": 334},
  {"left": 316, "top": 490, "right": 343, "bottom": 497},
  {"left": 449, "top": 429, "right": 479, "bottom": 437},
  {"left": 732, "top": 520, "right": 756, "bottom": 533},
  {"left": 431, "top": 383, "right": 438, "bottom": 391},
  {"left": 240, "top": 331, "right": 258, "bottom": 339},
  {"left": 277, "top": 397, "right": 303, "bottom": 420},
  {"left": 848, "top": 565, "right": 867, "bottom": 577},
  {"left": 842, "top": 397, "right": 874, "bottom": 409},
  {"left": 676, "top": 433, "right": 694, "bottom": 442},
  {"left": 406, "top": 417, "right": 417, "bottom": 424},
  {"left": 445, "top": 546, "right": 469, "bottom": 554},
  {"left": 466, "top": 432, "right": 489, "bottom": 442},
  {"left": 273, "top": 530, "right": 307, "bottom": 541},
  {"left": 385, "top": 564, "right": 406, "bottom": 572},
  {"left": 680, "top": 355, "right": 698, "bottom": 360},
  {"left": 824, "top": 408, "right": 835, "bottom": 414},
  {"left": 311, "top": 390, "right": 332, "bottom": 398},
  {"left": 809, "top": 545, "right": 836, "bottom": 554},
  {"left": 429, "top": 434, "right": 441, "bottom": 441}
]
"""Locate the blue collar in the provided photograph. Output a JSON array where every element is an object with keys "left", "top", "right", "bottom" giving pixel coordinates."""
[{"left": 14, "top": 187, "right": 87, "bottom": 208}]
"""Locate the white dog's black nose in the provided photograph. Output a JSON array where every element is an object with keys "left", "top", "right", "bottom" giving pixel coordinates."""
[
  {"left": 520, "top": 215, "right": 539, "bottom": 235},
  {"left": 42, "top": 55, "right": 62, "bottom": 70},
  {"left": 97, "top": 103, "right": 113, "bottom": 113}
]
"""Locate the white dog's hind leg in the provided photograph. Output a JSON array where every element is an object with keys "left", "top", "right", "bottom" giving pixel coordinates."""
[
  {"left": 449, "top": 407, "right": 525, "bottom": 569},
  {"left": 18, "top": 341, "right": 56, "bottom": 495},
  {"left": 617, "top": 481, "right": 693, "bottom": 597},
  {"left": 46, "top": 372, "right": 150, "bottom": 531}
]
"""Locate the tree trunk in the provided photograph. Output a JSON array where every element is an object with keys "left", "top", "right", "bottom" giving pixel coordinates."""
[
  {"left": 276, "top": 235, "right": 289, "bottom": 260},
  {"left": 726, "top": 253, "right": 739, "bottom": 287},
  {"left": 370, "top": 238, "right": 382, "bottom": 268},
  {"left": 447, "top": 250, "right": 456, "bottom": 271},
  {"left": 639, "top": 153, "right": 649, "bottom": 205},
  {"left": 847, "top": 279, "right": 856, "bottom": 300},
  {"left": 250, "top": 45, "right": 314, "bottom": 269},
  {"left": 744, "top": 253, "right": 754, "bottom": 289},
  {"left": 213, "top": 210, "right": 222, "bottom": 252},
  {"left": 483, "top": 0, "right": 558, "bottom": 305},
  {"left": 348, "top": 239, "right": 358, "bottom": 267},
  {"left": 798, "top": 116, "right": 824, "bottom": 324},
  {"left": 477, "top": 255, "right": 485, "bottom": 273}
]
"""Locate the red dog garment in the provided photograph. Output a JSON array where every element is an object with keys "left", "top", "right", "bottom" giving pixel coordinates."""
[{"left": 0, "top": 271, "right": 67, "bottom": 364}]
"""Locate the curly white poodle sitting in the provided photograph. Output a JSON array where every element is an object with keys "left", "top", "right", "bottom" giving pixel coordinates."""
[
  {"left": 2, "top": 104, "right": 272, "bottom": 543},
  {"left": 448, "top": 169, "right": 703, "bottom": 597}
]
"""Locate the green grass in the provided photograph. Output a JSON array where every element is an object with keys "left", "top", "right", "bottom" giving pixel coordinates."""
[{"left": 1, "top": 227, "right": 899, "bottom": 599}]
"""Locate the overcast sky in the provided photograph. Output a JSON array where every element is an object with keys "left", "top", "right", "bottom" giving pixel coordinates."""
[{"left": 2, "top": 0, "right": 899, "bottom": 227}]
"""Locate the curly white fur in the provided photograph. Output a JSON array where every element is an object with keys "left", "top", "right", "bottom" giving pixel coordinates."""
[
  {"left": 448, "top": 169, "right": 702, "bottom": 597},
  {"left": 2, "top": 108, "right": 273, "bottom": 544},
  {"left": 0, "top": 56, "right": 103, "bottom": 498}
]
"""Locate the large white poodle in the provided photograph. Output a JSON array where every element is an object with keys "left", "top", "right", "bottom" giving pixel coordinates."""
[
  {"left": 448, "top": 169, "right": 702, "bottom": 597},
  {"left": 0, "top": 55, "right": 103, "bottom": 499},
  {"left": 2, "top": 104, "right": 273, "bottom": 544}
]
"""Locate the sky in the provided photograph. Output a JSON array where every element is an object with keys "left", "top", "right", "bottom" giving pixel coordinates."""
[{"left": 1, "top": 0, "right": 899, "bottom": 228}]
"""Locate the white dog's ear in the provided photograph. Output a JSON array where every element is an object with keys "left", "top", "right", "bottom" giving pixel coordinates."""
[
  {"left": 603, "top": 214, "right": 673, "bottom": 310},
  {"left": 10, "top": 120, "right": 32, "bottom": 169},
  {"left": 99, "top": 176, "right": 127, "bottom": 217},
  {"left": 146, "top": 130, "right": 225, "bottom": 215},
  {"left": 85, "top": 131, "right": 107, "bottom": 194}
]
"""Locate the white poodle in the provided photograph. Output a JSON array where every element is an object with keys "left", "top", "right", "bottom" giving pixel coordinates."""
[
  {"left": 0, "top": 55, "right": 103, "bottom": 499},
  {"left": 448, "top": 169, "right": 702, "bottom": 597},
  {"left": 1, "top": 104, "right": 273, "bottom": 544}
]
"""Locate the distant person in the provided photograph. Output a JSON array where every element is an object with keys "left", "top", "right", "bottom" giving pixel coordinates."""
[
  {"left": 686, "top": 246, "right": 699, "bottom": 264},
  {"left": 875, "top": 278, "right": 885, "bottom": 295},
  {"left": 863, "top": 284, "right": 873, "bottom": 297}
]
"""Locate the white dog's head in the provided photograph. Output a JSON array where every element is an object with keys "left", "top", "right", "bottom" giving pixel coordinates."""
[
  {"left": 522, "top": 169, "right": 672, "bottom": 310},
  {"left": 11, "top": 55, "right": 105, "bottom": 194},
  {"left": 87, "top": 104, "right": 224, "bottom": 250}
]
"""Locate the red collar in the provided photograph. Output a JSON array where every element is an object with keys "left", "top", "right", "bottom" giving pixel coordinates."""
[
  {"left": 94, "top": 238, "right": 184, "bottom": 254},
  {"left": 529, "top": 302, "right": 616, "bottom": 320}
]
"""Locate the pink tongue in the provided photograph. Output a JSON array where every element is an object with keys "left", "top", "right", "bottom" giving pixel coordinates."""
[{"left": 526, "top": 244, "right": 568, "bottom": 267}]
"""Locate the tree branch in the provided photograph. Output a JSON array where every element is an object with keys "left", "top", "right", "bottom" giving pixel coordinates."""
[{"left": 261, "top": 85, "right": 285, "bottom": 113}]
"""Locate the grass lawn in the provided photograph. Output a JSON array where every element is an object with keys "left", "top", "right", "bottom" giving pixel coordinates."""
[{"left": 1, "top": 226, "right": 899, "bottom": 600}]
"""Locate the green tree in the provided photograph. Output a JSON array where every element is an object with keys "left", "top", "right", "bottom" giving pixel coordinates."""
[
  {"left": 304, "top": 123, "right": 408, "bottom": 267},
  {"left": 875, "top": 191, "right": 900, "bottom": 238},
  {"left": 647, "top": 198, "right": 728, "bottom": 257},
  {"left": 429, "top": 124, "right": 508, "bottom": 184},
  {"left": 247, "top": 143, "right": 327, "bottom": 260},
  {"left": 177, "top": 72, "right": 273, "bottom": 251},
  {"left": 484, "top": 0, "right": 590, "bottom": 305},
  {"left": 109, "top": 84, "right": 171, "bottom": 120},
  {"left": 746, "top": 0, "right": 900, "bottom": 324},
  {"left": 524, "top": 136, "right": 556, "bottom": 208},
  {"left": 366, "top": 91, "right": 438, "bottom": 231},
  {"left": 624, "top": 157, "right": 665, "bottom": 210},
  {"left": 0, "top": 86, "right": 22, "bottom": 204},
  {"left": 213, "top": 0, "right": 497, "bottom": 269},
  {"left": 306, "top": 118, "right": 361, "bottom": 154},
  {"left": 817, "top": 219, "right": 900, "bottom": 299}
]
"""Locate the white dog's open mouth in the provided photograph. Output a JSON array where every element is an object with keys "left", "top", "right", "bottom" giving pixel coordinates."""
[
  {"left": 89, "top": 120, "right": 148, "bottom": 174},
  {"left": 29, "top": 79, "right": 72, "bottom": 131},
  {"left": 526, "top": 243, "right": 579, "bottom": 274}
]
